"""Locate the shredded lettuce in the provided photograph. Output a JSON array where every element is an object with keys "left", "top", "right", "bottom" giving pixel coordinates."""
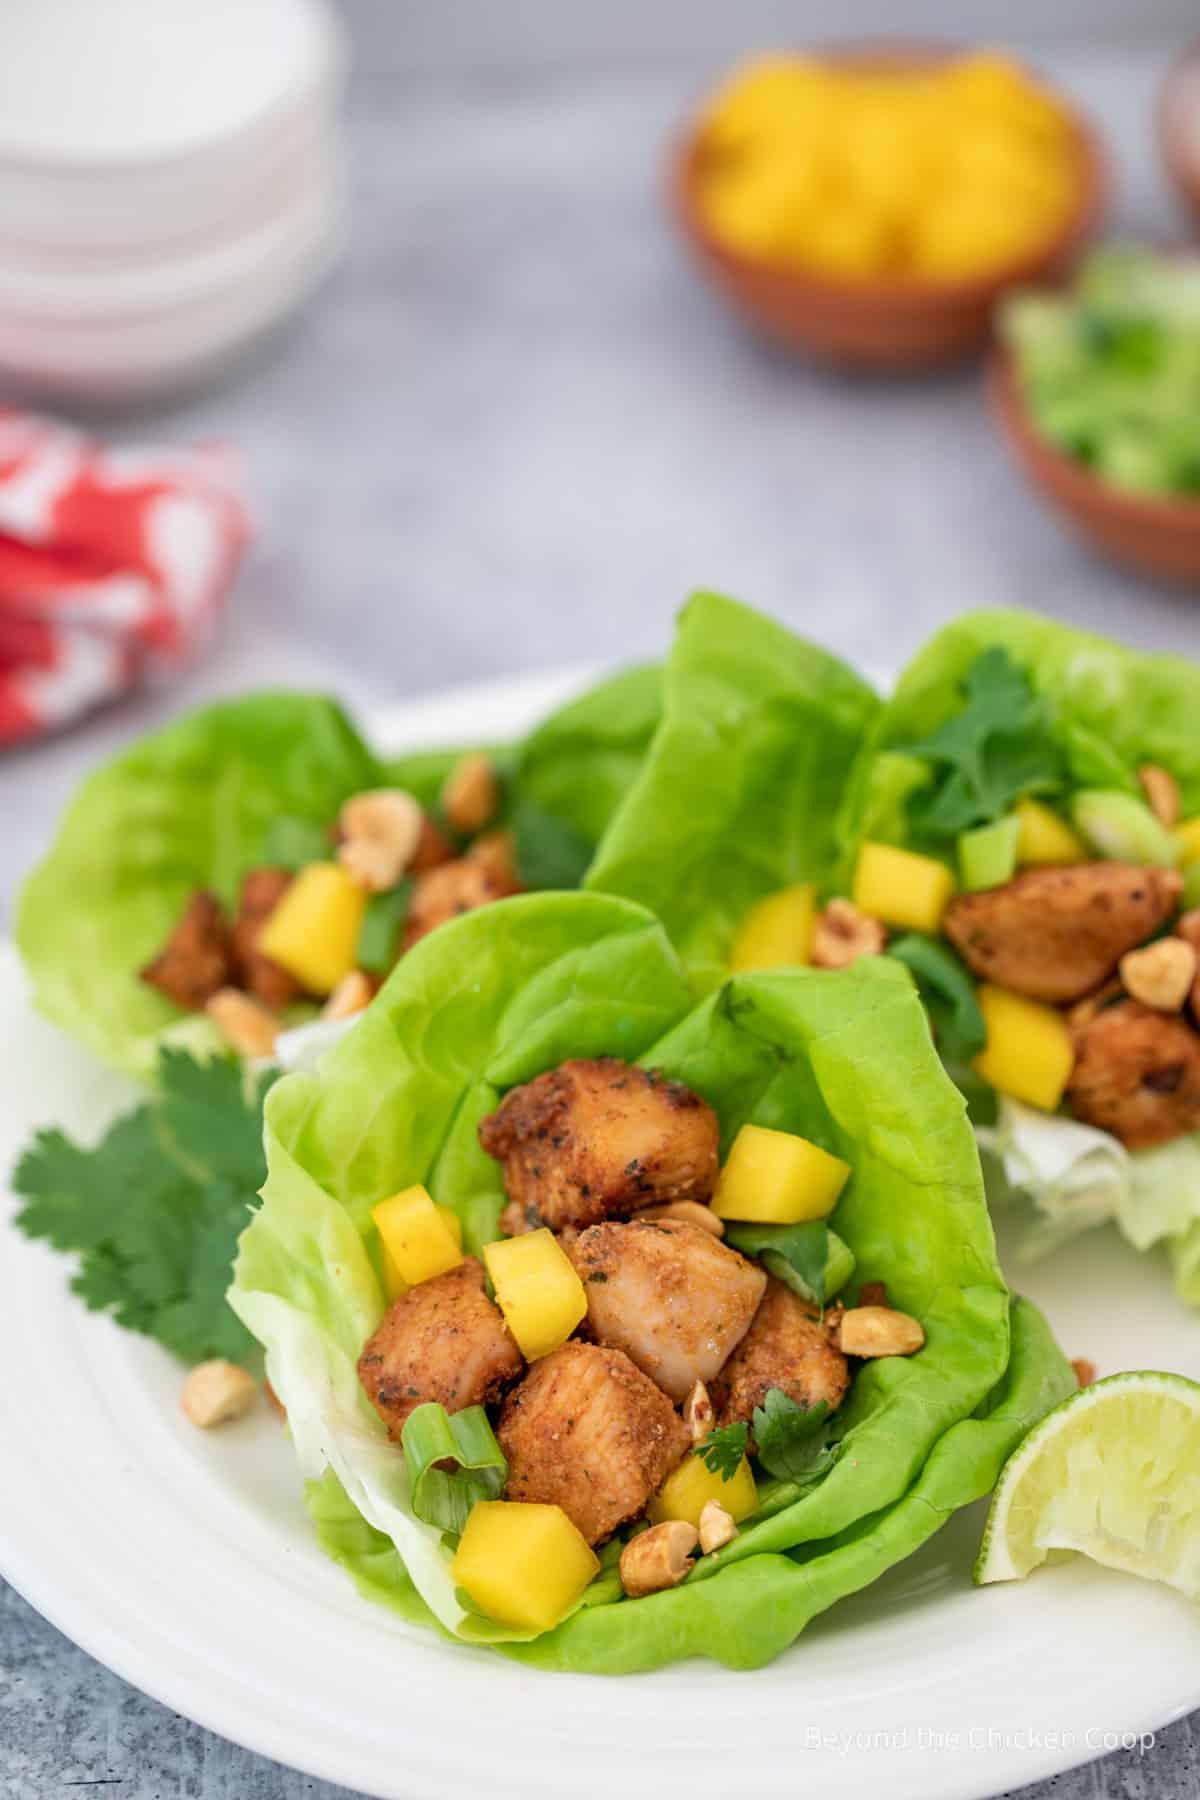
[{"left": 982, "top": 1100, "right": 1200, "bottom": 1305}]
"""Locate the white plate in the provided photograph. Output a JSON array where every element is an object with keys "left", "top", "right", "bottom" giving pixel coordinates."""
[{"left": 2, "top": 667, "right": 1200, "bottom": 1800}]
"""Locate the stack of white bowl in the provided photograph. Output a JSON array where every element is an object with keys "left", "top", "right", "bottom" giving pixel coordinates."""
[{"left": 0, "top": 0, "right": 345, "bottom": 403}]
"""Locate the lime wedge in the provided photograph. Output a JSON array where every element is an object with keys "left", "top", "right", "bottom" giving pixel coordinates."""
[{"left": 975, "top": 1370, "right": 1200, "bottom": 1600}]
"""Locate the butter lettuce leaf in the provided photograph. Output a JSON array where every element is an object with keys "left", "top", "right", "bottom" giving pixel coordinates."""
[
  {"left": 229, "top": 892, "right": 1068, "bottom": 1668},
  {"left": 17, "top": 693, "right": 381, "bottom": 1074},
  {"left": 585, "top": 593, "right": 879, "bottom": 975}
]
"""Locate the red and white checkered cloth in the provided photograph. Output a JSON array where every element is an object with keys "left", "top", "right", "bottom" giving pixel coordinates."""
[{"left": 0, "top": 410, "right": 249, "bottom": 747}]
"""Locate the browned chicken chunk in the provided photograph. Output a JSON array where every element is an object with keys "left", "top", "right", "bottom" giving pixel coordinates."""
[
  {"left": 479, "top": 1058, "right": 721, "bottom": 1237},
  {"left": 710, "top": 1277, "right": 850, "bottom": 1442},
  {"left": 497, "top": 1340, "right": 690, "bottom": 1544},
  {"left": 402, "top": 856, "right": 521, "bottom": 951},
  {"left": 568, "top": 1218, "right": 766, "bottom": 1403},
  {"left": 1067, "top": 999, "right": 1200, "bottom": 1150},
  {"left": 943, "top": 864, "right": 1183, "bottom": 1004},
  {"left": 357, "top": 1257, "right": 522, "bottom": 1440},
  {"left": 140, "top": 889, "right": 233, "bottom": 1010},
  {"left": 231, "top": 867, "right": 301, "bottom": 1008}
]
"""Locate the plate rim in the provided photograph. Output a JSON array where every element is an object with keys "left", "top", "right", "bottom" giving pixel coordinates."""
[{"left": 3, "top": 660, "right": 1199, "bottom": 1800}]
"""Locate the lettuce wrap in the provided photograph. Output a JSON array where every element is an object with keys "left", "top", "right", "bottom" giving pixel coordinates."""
[
  {"left": 17, "top": 667, "right": 662, "bottom": 1078},
  {"left": 17, "top": 693, "right": 382, "bottom": 1075},
  {"left": 229, "top": 889, "right": 1072, "bottom": 1671},
  {"left": 584, "top": 592, "right": 880, "bottom": 977},
  {"left": 836, "top": 608, "right": 1200, "bottom": 1304}
]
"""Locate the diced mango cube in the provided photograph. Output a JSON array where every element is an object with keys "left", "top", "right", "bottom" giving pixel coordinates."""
[
  {"left": 1015, "top": 798, "right": 1087, "bottom": 867},
  {"left": 712, "top": 1122, "right": 850, "bottom": 1224},
  {"left": 379, "top": 1203, "right": 464, "bottom": 1298},
  {"left": 973, "top": 983, "right": 1075, "bottom": 1113},
  {"left": 437, "top": 1205, "right": 464, "bottom": 1248},
  {"left": 729, "top": 884, "right": 816, "bottom": 971},
  {"left": 648, "top": 1451, "right": 758, "bottom": 1529},
  {"left": 483, "top": 1228, "right": 587, "bottom": 1360},
  {"left": 257, "top": 862, "right": 368, "bottom": 996},
  {"left": 451, "top": 1501, "right": 599, "bottom": 1633},
  {"left": 852, "top": 842, "right": 955, "bottom": 933},
  {"left": 1175, "top": 818, "right": 1200, "bottom": 867},
  {"left": 373, "top": 1185, "right": 464, "bottom": 1294}
]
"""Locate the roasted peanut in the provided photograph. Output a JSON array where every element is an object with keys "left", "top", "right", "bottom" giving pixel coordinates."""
[
  {"left": 811, "top": 899, "right": 887, "bottom": 970},
  {"left": 205, "top": 987, "right": 279, "bottom": 1057},
  {"left": 181, "top": 1360, "right": 258, "bottom": 1428},
  {"left": 683, "top": 1379, "right": 715, "bottom": 1444},
  {"left": 1120, "top": 938, "right": 1196, "bottom": 1013},
  {"left": 1138, "top": 764, "right": 1181, "bottom": 829},
  {"left": 619, "top": 1521, "right": 698, "bottom": 1597},
  {"left": 635, "top": 1199, "right": 725, "bottom": 1237},
  {"left": 442, "top": 753, "right": 500, "bottom": 835},
  {"left": 338, "top": 789, "right": 424, "bottom": 892},
  {"left": 1071, "top": 1358, "right": 1097, "bottom": 1389},
  {"left": 837, "top": 1305, "right": 925, "bottom": 1358},
  {"left": 698, "top": 1500, "right": 737, "bottom": 1554},
  {"left": 323, "top": 969, "right": 374, "bottom": 1021}
]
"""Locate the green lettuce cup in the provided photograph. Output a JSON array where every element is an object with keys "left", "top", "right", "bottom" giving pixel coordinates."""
[
  {"left": 16, "top": 666, "right": 663, "bottom": 1078},
  {"left": 229, "top": 889, "right": 1072, "bottom": 1671},
  {"left": 17, "top": 693, "right": 382, "bottom": 1074},
  {"left": 835, "top": 608, "right": 1200, "bottom": 1304},
  {"left": 584, "top": 591, "right": 880, "bottom": 978}
]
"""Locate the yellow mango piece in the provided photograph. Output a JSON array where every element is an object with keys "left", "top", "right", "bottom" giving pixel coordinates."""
[
  {"left": 973, "top": 984, "right": 1075, "bottom": 1113},
  {"left": 648, "top": 1451, "right": 757, "bottom": 1529},
  {"left": 1175, "top": 818, "right": 1200, "bottom": 866},
  {"left": 484, "top": 1228, "right": 587, "bottom": 1360},
  {"left": 1015, "top": 798, "right": 1088, "bottom": 867},
  {"left": 852, "top": 842, "right": 955, "bottom": 934},
  {"left": 712, "top": 1122, "right": 850, "bottom": 1224},
  {"left": 451, "top": 1501, "right": 599, "bottom": 1633},
  {"left": 437, "top": 1205, "right": 464, "bottom": 1248},
  {"left": 372, "top": 1185, "right": 463, "bottom": 1293},
  {"left": 729, "top": 883, "right": 816, "bottom": 972},
  {"left": 256, "top": 862, "right": 367, "bottom": 996}
]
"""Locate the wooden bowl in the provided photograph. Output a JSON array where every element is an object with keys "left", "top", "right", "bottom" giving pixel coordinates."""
[
  {"left": 1159, "top": 41, "right": 1200, "bottom": 235},
  {"left": 671, "top": 46, "right": 1109, "bottom": 370},
  {"left": 989, "top": 348, "right": 1200, "bottom": 585}
]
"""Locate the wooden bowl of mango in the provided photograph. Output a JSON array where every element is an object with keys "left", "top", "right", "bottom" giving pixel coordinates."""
[{"left": 671, "top": 45, "right": 1108, "bottom": 369}]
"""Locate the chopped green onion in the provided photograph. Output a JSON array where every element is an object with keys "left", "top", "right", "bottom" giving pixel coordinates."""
[
  {"left": 260, "top": 816, "right": 331, "bottom": 871},
  {"left": 1071, "top": 790, "right": 1178, "bottom": 868},
  {"left": 958, "top": 813, "right": 1020, "bottom": 891},
  {"left": 356, "top": 879, "right": 414, "bottom": 975},
  {"left": 401, "top": 1402, "right": 508, "bottom": 1535}
]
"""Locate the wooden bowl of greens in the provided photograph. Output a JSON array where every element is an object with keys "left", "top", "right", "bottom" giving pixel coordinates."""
[{"left": 991, "top": 245, "right": 1200, "bottom": 584}]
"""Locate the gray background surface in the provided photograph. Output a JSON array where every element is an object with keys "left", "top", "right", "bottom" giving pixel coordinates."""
[{"left": 3, "top": 3, "right": 1200, "bottom": 1796}]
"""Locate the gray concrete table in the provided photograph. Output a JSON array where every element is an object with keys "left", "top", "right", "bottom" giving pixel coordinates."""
[{"left": 3, "top": 36, "right": 1200, "bottom": 1800}]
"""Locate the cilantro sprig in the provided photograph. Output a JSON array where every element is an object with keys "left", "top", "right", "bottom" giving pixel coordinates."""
[
  {"left": 898, "top": 647, "right": 1064, "bottom": 843},
  {"left": 13, "top": 1048, "right": 276, "bottom": 1366},
  {"left": 693, "top": 1420, "right": 749, "bottom": 1480},
  {"left": 694, "top": 1390, "right": 836, "bottom": 1487}
]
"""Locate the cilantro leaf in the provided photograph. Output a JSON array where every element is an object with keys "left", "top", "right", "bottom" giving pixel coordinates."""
[
  {"left": 12, "top": 1051, "right": 276, "bottom": 1367},
  {"left": 724, "top": 1219, "right": 830, "bottom": 1306},
  {"left": 693, "top": 1420, "right": 749, "bottom": 1480},
  {"left": 512, "top": 798, "right": 594, "bottom": 890},
  {"left": 899, "top": 648, "right": 1065, "bottom": 843},
  {"left": 886, "top": 934, "right": 986, "bottom": 1065},
  {"left": 751, "top": 1390, "right": 834, "bottom": 1484}
]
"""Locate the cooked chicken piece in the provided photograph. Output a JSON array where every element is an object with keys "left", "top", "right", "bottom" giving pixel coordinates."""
[
  {"left": 140, "top": 889, "right": 233, "bottom": 1010},
  {"left": 479, "top": 1058, "right": 721, "bottom": 1237},
  {"left": 231, "top": 867, "right": 301, "bottom": 1008},
  {"left": 411, "top": 811, "right": 455, "bottom": 873},
  {"left": 710, "top": 1278, "right": 850, "bottom": 1443},
  {"left": 402, "top": 856, "right": 520, "bottom": 951},
  {"left": 1067, "top": 998, "right": 1200, "bottom": 1150},
  {"left": 943, "top": 864, "right": 1183, "bottom": 1004},
  {"left": 497, "top": 1340, "right": 690, "bottom": 1544},
  {"left": 357, "top": 1257, "right": 522, "bottom": 1440},
  {"left": 568, "top": 1218, "right": 766, "bottom": 1403}
]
